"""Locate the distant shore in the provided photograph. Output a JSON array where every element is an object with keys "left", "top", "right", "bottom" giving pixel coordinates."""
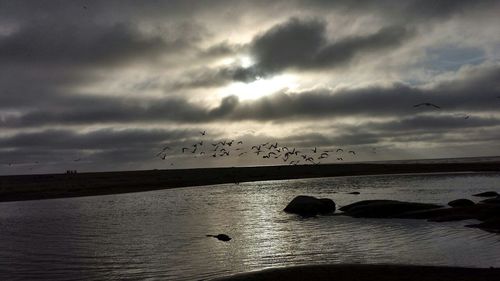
[
  {"left": 1, "top": 162, "right": 499, "bottom": 203},
  {"left": 210, "top": 264, "right": 500, "bottom": 281}
]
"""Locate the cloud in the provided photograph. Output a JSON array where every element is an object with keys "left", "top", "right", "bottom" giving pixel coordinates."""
[
  {"left": 0, "top": 21, "right": 185, "bottom": 67},
  {"left": 0, "top": 128, "right": 197, "bottom": 150},
  {"left": 183, "top": 17, "right": 414, "bottom": 87},
  {"left": 2, "top": 63, "right": 500, "bottom": 128},
  {"left": 251, "top": 18, "right": 413, "bottom": 73}
]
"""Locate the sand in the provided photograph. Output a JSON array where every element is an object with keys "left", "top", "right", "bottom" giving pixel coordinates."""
[
  {"left": 209, "top": 264, "right": 500, "bottom": 281},
  {"left": 1, "top": 162, "right": 499, "bottom": 202}
]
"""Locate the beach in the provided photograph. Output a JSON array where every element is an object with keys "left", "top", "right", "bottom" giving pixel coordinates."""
[{"left": 1, "top": 161, "right": 499, "bottom": 202}]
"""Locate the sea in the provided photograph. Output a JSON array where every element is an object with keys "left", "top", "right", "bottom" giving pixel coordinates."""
[{"left": 1, "top": 161, "right": 500, "bottom": 280}]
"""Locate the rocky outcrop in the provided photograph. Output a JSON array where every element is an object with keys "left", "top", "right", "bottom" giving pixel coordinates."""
[
  {"left": 466, "top": 218, "right": 500, "bottom": 233},
  {"left": 448, "top": 199, "right": 475, "bottom": 208},
  {"left": 340, "top": 200, "right": 443, "bottom": 218},
  {"left": 284, "top": 195, "right": 336, "bottom": 217},
  {"left": 481, "top": 197, "right": 500, "bottom": 204},
  {"left": 473, "top": 191, "right": 499, "bottom": 197}
]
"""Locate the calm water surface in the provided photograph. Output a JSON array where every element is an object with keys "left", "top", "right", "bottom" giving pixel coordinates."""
[{"left": 1, "top": 172, "right": 500, "bottom": 280}]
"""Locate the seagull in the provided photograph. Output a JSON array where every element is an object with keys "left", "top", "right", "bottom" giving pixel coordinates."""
[
  {"left": 200, "top": 131, "right": 206, "bottom": 136},
  {"left": 413, "top": 102, "right": 441, "bottom": 109},
  {"left": 312, "top": 147, "right": 317, "bottom": 153},
  {"left": 336, "top": 148, "right": 343, "bottom": 153},
  {"left": 237, "top": 141, "right": 243, "bottom": 144},
  {"left": 348, "top": 151, "right": 356, "bottom": 155}
]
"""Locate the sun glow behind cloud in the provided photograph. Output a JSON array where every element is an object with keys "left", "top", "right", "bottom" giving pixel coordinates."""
[{"left": 221, "top": 74, "right": 299, "bottom": 100}]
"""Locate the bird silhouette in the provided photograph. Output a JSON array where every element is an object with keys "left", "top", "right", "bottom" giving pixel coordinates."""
[
  {"left": 348, "top": 151, "right": 356, "bottom": 155},
  {"left": 413, "top": 102, "right": 441, "bottom": 109},
  {"left": 336, "top": 148, "right": 343, "bottom": 153},
  {"left": 200, "top": 131, "right": 206, "bottom": 136}
]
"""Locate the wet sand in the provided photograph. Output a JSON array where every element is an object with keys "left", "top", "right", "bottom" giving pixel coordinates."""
[
  {"left": 210, "top": 264, "right": 500, "bottom": 281},
  {"left": 1, "top": 162, "right": 499, "bottom": 202}
]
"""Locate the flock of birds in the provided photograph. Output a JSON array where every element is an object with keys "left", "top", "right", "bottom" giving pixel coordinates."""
[
  {"left": 155, "top": 129, "right": 359, "bottom": 167},
  {"left": 154, "top": 101, "right": 477, "bottom": 166},
  {"left": 2, "top": 100, "right": 495, "bottom": 169}
]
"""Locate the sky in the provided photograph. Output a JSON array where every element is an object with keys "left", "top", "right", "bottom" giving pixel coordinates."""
[{"left": 1, "top": 0, "right": 500, "bottom": 175}]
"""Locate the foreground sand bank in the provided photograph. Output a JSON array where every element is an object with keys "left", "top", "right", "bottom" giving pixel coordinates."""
[
  {"left": 210, "top": 264, "right": 500, "bottom": 281},
  {"left": 1, "top": 162, "right": 499, "bottom": 202}
]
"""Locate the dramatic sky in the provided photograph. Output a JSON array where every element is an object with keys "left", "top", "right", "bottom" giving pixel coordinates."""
[{"left": 1, "top": 0, "right": 500, "bottom": 175}]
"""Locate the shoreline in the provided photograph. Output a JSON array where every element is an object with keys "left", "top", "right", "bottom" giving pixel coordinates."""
[
  {"left": 1, "top": 162, "right": 499, "bottom": 203},
  {"left": 210, "top": 264, "right": 500, "bottom": 281}
]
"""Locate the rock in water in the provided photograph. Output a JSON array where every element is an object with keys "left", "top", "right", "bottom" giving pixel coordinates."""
[
  {"left": 466, "top": 218, "right": 500, "bottom": 233},
  {"left": 284, "top": 195, "right": 336, "bottom": 217},
  {"left": 207, "top": 234, "right": 232, "bottom": 241},
  {"left": 481, "top": 197, "right": 500, "bottom": 205},
  {"left": 341, "top": 200, "right": 442, "bottom": 218},
  {"left": 473, "top": 191, "right": 499, "bottom": 197},
  {"left": 339, "top": 200, "right": 399, "bottom": 212},
  {"left": 448, "top": 199, "right": 475, "bottom": 208}
]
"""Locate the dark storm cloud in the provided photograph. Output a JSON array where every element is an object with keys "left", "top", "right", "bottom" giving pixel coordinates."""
[
  {"left": 0, "top": 128, "right": 195, "bottom": 150},
  {"left": 3, "top": 64, "right": 500, "bottom": 127},
  {"left": 0, "top": 21, "right": 183, "bottom": 66},
  {"left": 303, "top": 0, "right": 497, "bottom": 21},
  {"left": 185, "top": 18, "right": 414, "bottom": 87},
  {"left": 250, "top": 18, "right": 413, "bottom": 73}
]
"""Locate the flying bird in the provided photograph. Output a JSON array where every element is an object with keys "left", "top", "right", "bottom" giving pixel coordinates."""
[
  {"left": 237, "top": 141, "right": 243, "bottom": 144},
  {"left": 413, "top": 102, "right": 441, "bottom": 109},
  {"left": 348, "top": 151, "right": 356, "bottom": 155},
  {"left": 336, "top": 148, "right": 343, "bottom": 153},
  {"left": 200, "top": 131, "right": 206, "bottom": 136}
]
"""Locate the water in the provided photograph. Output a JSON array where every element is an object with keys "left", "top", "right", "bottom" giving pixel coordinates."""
[{"left": 1, "top": 172, "right": 499, "bottom": 280}]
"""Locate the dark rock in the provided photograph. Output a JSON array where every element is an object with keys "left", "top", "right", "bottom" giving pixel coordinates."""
[
  {"left": 481, "top": 197, "right": 500, "bottom": 204},
  {"left": 284, "top": 195, "right": 336, "bottom": 217},
  {"left": 448, "top": 199, "right": 475, "bottom": 208},
  {"left": 207, "top": 234, "right": 232, "bottom": 241},
  {"left": 399, "top": 204, "right": 500, "bottom": 222},
  {"left": 347, "top": 191, "right": 360, "bottom": 195},
  {"left": 339, "top": 200, "right": 400, "bottom": 212},
  {"left": 473, "top": 191, "right": 499, "bottom": 197},
  {"left": 466, "top": 218, "right": 500, "bottom": 233},
  {"left": 341, "top": 200, "right": 443, "bottom": 218}
]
